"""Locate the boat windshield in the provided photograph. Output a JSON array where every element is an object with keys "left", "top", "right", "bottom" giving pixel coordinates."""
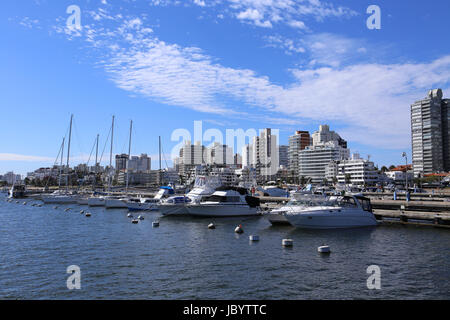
[{"left": 287, "top": 195, "right": 337, "bottom": 207}]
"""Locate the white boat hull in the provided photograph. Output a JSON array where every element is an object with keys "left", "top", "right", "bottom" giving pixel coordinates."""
[
  {"left": 88, "top": 197, "right": 105, "bottom": 207},
  {"left": 158, "top": 204, "right": 189, "bottom": 216},
  {"left": 185, "top": 204, "right": 260, "bottom": 217},
  {"left": 127, "top": 202, "right": 158, "bottom": 211},
  {"left": 265, "top": 213, "right": 291, "bottom": 225},
  {"left": 105, "top": 198, "right": 128, "bottom": 209},
  {"left": 77, "top": 198, "right": 89, "bottom": 205},
  {"left": 285, "top": 209, "right": 378, "bottom": 229},
  {"left": 42, "top": 196, "right": 79, "bottom": 204}
]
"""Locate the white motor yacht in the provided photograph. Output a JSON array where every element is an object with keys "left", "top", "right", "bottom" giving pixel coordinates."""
[
  {"left": 275, "top": 194, "right": 378, "bottom": 229},
  {"left": 126, "top": 197, "right": 160, "bottom": 211},
  {"left": 185, "top": 187, "right": 261, "bottom": 217},
  {"left": 105, "top": 197, "right": 130, "bottom": 209},
  {"left": 127, "top": 186, "right": 175, "bottom": 211},
  {"left": 158, "top": 176, "right": 221, "bottom": 216},
  {"left": 42, "top": 191, "right": 80, "bottom": 204},
  {"left": 87, "top": 196, "right": 106, "bottom": 207}
]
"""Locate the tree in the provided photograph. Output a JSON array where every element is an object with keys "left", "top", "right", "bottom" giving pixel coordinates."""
[
  {"left": 381, "top": 166, "right": 388, "bottom": 173},
  {"left": 389, "top": 165, "right": 396, "bottom": 170},
  {"left": 300, "top": 176, "right": 306, "bottom": 186},
  {"left": 345, "top": 173, "right": 352, "bottom": 184}
]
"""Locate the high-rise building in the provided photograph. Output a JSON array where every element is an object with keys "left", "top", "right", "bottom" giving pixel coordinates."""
[
  {"left": 298, "top": 125, "right": 349, "bottom": 184},
  {"left": 205, "top": 142, "right": 233, "bottom": 166},
  {"left": 279, "top": 145, "right": 289, "bottom": 168},
  {"left": 115, "top": 154, "right": 128, "bottom": 172},
  {"left": 128, "top": 154, "right": 151, "bottom": 173},
  {"left": 179, "top": 141, "right": 206, "bottom": 177},
  {"left": 288, "top": 130, "right": 311, "bottom": 173},
  {"left": 411, "top": 89, "right": 450, "bottom": 176}
]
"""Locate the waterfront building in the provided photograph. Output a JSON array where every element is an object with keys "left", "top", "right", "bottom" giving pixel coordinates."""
[
  {"left": 115, "top": 154, "right": 128, "bottom": 172},
  {"left": 288, "top": 130, "right": 311, "bottom": 173},
  {"left": 298, "top": 125, "right": 349, "bottom": 184},
  {"left": 279, "top": 145, "right": 289, "bottom": 168},
  {"left": 241, "top": 144, "right": 253, "bottom": 169},
  {"left": 2, "top": 172, "right": 22, "bottom": 185},
  {"left": 411, "top": 89, "right": 450, "bottom": 177},
  {"left": 178, "top": 141, "right": 206, "bottom": 177},
  {"left": 128, "top": 154, "right": 151, "bottom": 173},
  {"left": 205, "top": 142, "right": 233, "bottom": 166},
  {"left": 324, "top": 161, "right": 339, "bottom": 182},
  {"left": 234, "top": 153, "right": 242, "bottom": 168},
  {"left": 336, "top": 154, "right": 379, "bottom": 186}
]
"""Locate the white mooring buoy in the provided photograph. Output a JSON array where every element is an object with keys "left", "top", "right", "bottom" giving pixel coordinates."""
[
  {"left": 249, "top": 235, "right": 259, "bottom": 241},
  {"left": 85, "top": 212, "right": 91, "bottom": 217},
  {"left": 127, "top": 213, "right": 133, "bottom": 218},
  {"left": 152, "top": 221, "right": 160, "bottom": 228},
  {"left": 132, "top": 219, "right": 139, "bottom": 224},
  {"left": 208, "top": 223, "right": 216, "bottom": 229},
  {"left": 282, "top": 239, "right": 293, "bottom": 247},
  {"left": 138, "top": 215, "right": 144, "bottom": 220},
  {"left": 23, "top": 202, "right": 27, "bottom": 205},
  {"left": 80, "top": 210, "right": 85, "bottom": 214},
  {"left": 235, "top": 224, "right": 244, "bottom": 234},
  {"left": 64, "top": 208, "right": 70, "bottom": 212},
  {"left": 318, "top": 245, "right": 331, "bottom": 254}
]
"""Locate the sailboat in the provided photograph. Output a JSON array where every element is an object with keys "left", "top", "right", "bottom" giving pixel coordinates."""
[
  {"left": 88, "top": 116, "right": 115, "bottom": 207},
  {"left": 105, "top": 120, "right": 133, "bottom": 209},
  {"left": 42, "top": 115, "right": 80, "bottom": 204}
]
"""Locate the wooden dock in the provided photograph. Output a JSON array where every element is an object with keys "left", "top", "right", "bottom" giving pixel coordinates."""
[{"left": 373, "top": 210, "right": 450, "bottom": 229}]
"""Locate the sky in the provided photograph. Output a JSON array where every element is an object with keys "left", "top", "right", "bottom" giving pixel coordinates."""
[{"left": 1, "top": 0, "right": 450, "bottom": 175}]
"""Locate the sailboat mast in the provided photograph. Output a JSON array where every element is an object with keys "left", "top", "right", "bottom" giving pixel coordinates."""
[
  {"left": 66, "top": 114, "right": 73, "bottom": 191},
  {"left": 109, "top": 115, "right": 115, "bottom": 191},
  {"left": 58, "top": 137, "right": 65, "bottom": 189},
  {"left": 126, "top": 120, "right": 133, "bottom": 193},
  {"left": 94, "top": 134, "right": 99, "bottom": 191},
  {"left": 159, "top": 136, "right": 162, "bottom": 185}
]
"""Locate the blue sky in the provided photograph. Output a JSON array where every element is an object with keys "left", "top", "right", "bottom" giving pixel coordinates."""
[{"left": 1, "top": 0, "right": 450, "bottom": 175}]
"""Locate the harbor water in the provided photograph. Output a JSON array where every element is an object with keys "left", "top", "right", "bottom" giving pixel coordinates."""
[{"left": 0, "top": 195, "right": 449, "bottom": 299}]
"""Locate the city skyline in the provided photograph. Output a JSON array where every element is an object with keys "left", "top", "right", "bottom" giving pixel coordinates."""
[{"left": 1, "top": 1, "right": 450, "bottom": 175}]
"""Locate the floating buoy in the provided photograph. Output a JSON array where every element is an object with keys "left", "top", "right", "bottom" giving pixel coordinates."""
[
  {"left": 282, "top": 239, "right": 293, "bottom": 247},
  {"left": 54, "top": 206, "right": 58, "bottom": 209},
  {"left": 85, "top": 212, "right": 91, "bottom": 217},
  {"left": 234, "top": 224, "right": 244, "bottom": 234},
  {"left": 127, "top": 213, "right": 133, "bottom": 218},
  {"left": 138, "top": 215, "right": 144, "bottom": 220},
  {"left": 64, "top": 208, "right": 70, "bottom": 212},
  {"left": 208, "top": 223, "right": 216, "bottom": 229},
  {"left": 80, "top": 210, "right": 85, "bottom": 214},
  {"left": 249, "top": 235, "right": 259, "bottom": 241},
  {"left": 152, "top": 221, "right": 160, "bottom": 228},
  {"left": 318, "top": 245, "right": 331, "bottom": 254},
  {"left": 132, "top": 219, "right": 139, "bottom": 224},
  {"left": 16, "top": 201, "right": 19, "bottom": 203},
  {"left": 23, "top": 202, "right": 27, "bottom": 205}
]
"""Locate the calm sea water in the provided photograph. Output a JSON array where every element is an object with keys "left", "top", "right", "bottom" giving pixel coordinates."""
[{"left": 0, "top": 194, "right": 449, "bottom": 300}]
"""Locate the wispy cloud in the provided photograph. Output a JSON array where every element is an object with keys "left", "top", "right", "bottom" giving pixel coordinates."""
[
  {"left": 51, "top": 7, "right": 450, "bottom": 150},
  {"left": 150, "top": 0, "right": 357, "bottom": 30},
  {"left": 0, "top": 153, "right": 54, "bottom": 162}
]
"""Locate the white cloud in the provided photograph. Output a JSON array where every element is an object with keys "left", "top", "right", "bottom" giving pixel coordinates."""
[
  {"left": 151, "top": 0, "right": 357, "bottom": 30},
  {"left": 0, "top": 154, "right": 54, "bottom": 162},
  {"left": 55, "top": 9, "right": 450, "bottom": 150}
]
